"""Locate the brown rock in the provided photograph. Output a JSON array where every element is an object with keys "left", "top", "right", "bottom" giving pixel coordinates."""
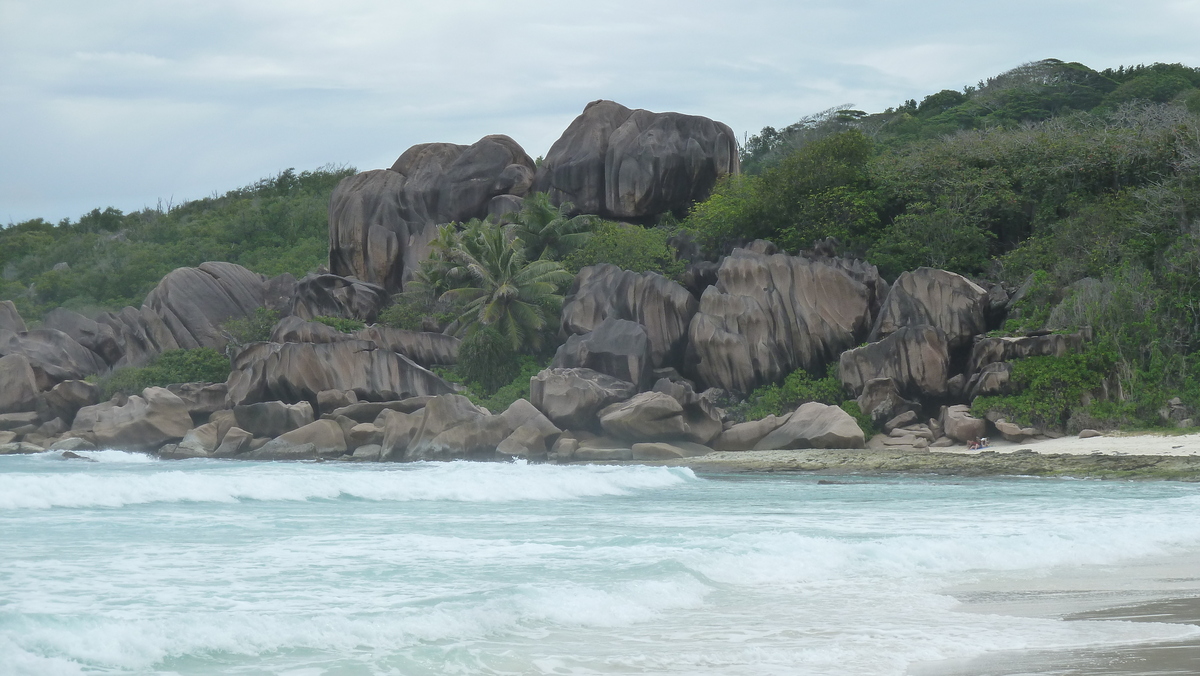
[
  {"left": 143, "top": 262, "right": 276, "bottom": 350},
  {"left": 73, "top": 387, "right": 192, "bottom": 452},
  {"left": 0, "top": 354, "right": 39, "bottom": 414},
  {"left": 0, "top": 328, "right": 105, "bottom": 389},
  {"left": 839, "top": 326, "right": 950, "bottom": 399},
  {"left": 855, "top": 377, "right": 919, "bottom": 426},
  {"left": 233, "top": 401, "right": 314, "bottom": 439},
  {"left": 213, "top": 426, "right": 253, "bottom": 457},
  {"left": 941, "top": 405, "right": 985, "bottom": 444},
  {"left": 755, "top": 402, "right": 865, "bottom": 450},
  {"left": 869, "top": 267, "right": 988, "bottom": 350},
  {"left": 529, "top": 367, "right": 637, "bottom": 430},
  {"left": 288, "top": 274, "right": 389, "bottom": 324},
  {"left": 598, "top": 392, "right": 688, "bottom": 442},
  {"left": 712, "top": 414, "right": 792, "bottom": 451},
  {"left": 552, "top": 317, "right": 652, "bottom": 387},
  {"left": 0, "top": 300, "right": 27, "bottom": 333},
  {"left": 251, "top": 419, "right": 348, "bottom": 459}
]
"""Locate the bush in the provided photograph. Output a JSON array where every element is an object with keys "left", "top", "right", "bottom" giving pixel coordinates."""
[
  {"left": 562, "top": 221, "right": 685, "bottom": 279},
  {"left": 734, "top": 365, "right": 846, "bottom": 421},
  {"left": 314, "top": 315, "right": 365, "bottom": 333},
  {"left": 377, "top": 293, "right": 460, "bottom": 332},
  {"left": 92, "top": 348, "right": 231, "bottom": 399},
  {"left": 221, "top": 307, "right": 280, "bottom": 346},
  {"left": 971, "top": 347, "right": 1114, "bottom": 429},
  {"left": 456, "top": 327, "right": 520, "bottom": 394},
  {"left": 840, "top": 400, "right": 878, "bottom": 438}
]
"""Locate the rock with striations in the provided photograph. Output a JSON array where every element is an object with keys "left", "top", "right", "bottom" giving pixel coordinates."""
[
  {"left": 687, "top": 249, "right": 878, "bottom": 393},
  {"left": 712, "top": 414, "right": 792, "bottom": 451},
  {"left": 533, "top": 100, "right": 739, "bottom": 219},
  {"left": 0, "top": 301, "right": 27, "bottom": 333},
  {"left": 233, "top": 401, "right": 314, "bottom": 439},
  {"left": 839, "top": 325, "right": 950, "bottom": 399},
  {"left": 754, "top": 402, "right": 866, "bottom": 450},
  {"left": 225, "top": 340, "right": 454, "bottom": 407},
  {"left": 143, "top": 261, "right": 285, "bottom": 350},
  {"left": 967, "top": 332, "right": 1087, "bottom": 376},
  {"left": 868, "top": 267, "right": 989, "bottom": 350},
  {"left": 855, "top": 378, "right": 921, "bottom": 426},
  {"left": 72, "top": 387, "right": 193, "bottom": 452},
  {"left": 329, "top": 135, "right": 536, "bottom": 292},
  {"left": 41, "top": 308, "right": 123, "bottom": 366},
  {"left": 561, "top": 264, "right": 697, "bottom": 370},
  {"left": 598, "top": 392, "right": 689, "bottom": 442},
  {"left": 966, "top": 362, "right": 1013, "bottom": 400},
  {"left": 402, "top": 394, "right": 494, "bottom": 461},
  {"left": 167, "top": 382, "right": 229, "bottom": 422},
  {"left": 250, "top": 419, "right": 349, "bottom": 460},
  {"left": 941, "top": 405, "right": 985, "bottom": 444},
  {"left": 495, "top": 399, "right": 563, "bottom": 459},
  {"left": 552, "top": 317, "right": 652, "bottom": 387},
  {"left": 0, "top": 328, "right": 106, "bottom": 390},
  {"left": 213, "top": 426, "right": 253, "bottom": 457},
  {"left": 0, "top": 354, "right": 39, "bottom": 414},
  {"left": 289, "top": 274, "right": 390, "bottom": 323},
  {"left": 41, "top": 379, "right": 101, "bottom": 424},
  {"left": 269, "top": 315, "right": 460, "bottom": 368},
  {"left": 92, "top": 306, "right": 180, "bottom": 369},
  {"left": 529, "top": 367, "right": 637, "bottom": 430}
]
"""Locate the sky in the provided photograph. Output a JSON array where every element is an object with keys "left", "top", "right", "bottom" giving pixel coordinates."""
[{"left": 2, "top": 0, "right": 1199, "bottom": 224}]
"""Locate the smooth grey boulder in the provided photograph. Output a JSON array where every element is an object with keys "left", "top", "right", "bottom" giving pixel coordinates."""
[
  {"left": 994, "top": 418, "right": 1037, "bottom": 442},
  {"left": 213, "top": 426, "right": 253, "bottom": 457},
  {"left": 712, "top": 414, "right": 792, "bottom": 451},
  {"left": 331, "top": 397, "right": 431, "bottom": 423},
  {"left": 420, "top": 414, "right": 511, "bottom": 461},
  {"left": 48, "top": 437, "right": 96, "bottom": 452},
  {"left": 0, "top": 301, "right": 26, "bottom": 333},
  {"left": 251, "top": 419, "right": 348, "bottom": 460},
  {"left": 754, "top": 402, "right": 865, "bottom": 450},
  {"left": 167, "top": 382, "right": 229, "bottom": 422},
  {"left": 966, "top": 362, "right": 1013, "bottom": 400},
  {"left": 143, "top": 261, "right": 277, "bottom": 350},
  {"left": 496, "top": 399, "right": 562, "bottom": 461},
  {"left": 172, "top": 422, "right": 223, "bottom": 458},
  {"left": 839, "top": 326, "right": 951, "bottom": 399},
  {"left": 529, "top": 368, "right": 637, "bottom": 430},
  {"left": 377, "top": 409, "right": 424, "bottom": 461},
  {"left": 868, "top": 268, "right": 989, "bottom": 350},
  {"left": 289, "top": 274, "right": 389, "bottom": 323},
  {"left": 0, "top": 442, "right": 43, "bottom": 455},
  {"left": 942, "top": 405, "right": 985, "bottom": 444},
  {"left": 598, "top": 392, "right": 688, "bottom": 442},
  {"left": 317, "top": 389, "right": 358, "bottom": 415},
  {"left": 329, "top": 135, "right": 536, "bottom": 292},
  {"left": 967, "top": 332, "right": 1087, "bottom": 375},
  {"left": 552, "top": 317, "right": 651, "bottom": 387},
  {"left": 92, "top": 305, "right": 180, "bottom": 369},
  {"left": 631, "top": 441, "right": 713, "bottom": 460},
  {"left": 347, "top": 422, "right": 382, "bottom": 449},
  {"left": 351, "top": 444, "right": 383, "bottom": 461},
  {"left": 533, "top": 100, "right": 739, "bottom": 219},
  {"left": 561, "top": 264, "right": 697, "bottom": 370},
  {"left": 0, "top": 328, "right": 106, "bottom": 390},
  {"left": 42, "top": 308, "right": 123, "bottom": 366},
  {"left": 233, "top": 401, "right": 314, "bottom": 439},
  {"left": 687, "top": 249, "right": 878, "bottom": 393},
  {"left": 225, "top": 340, "right": 454, "bottom": 407},
  {"left": 72, "top": 387, "right": 193, "bottom": 452},
  {"left": 0, "top": 354, "right": 39, "bottom": 414},
  {"left": 855, "top": 378, "right": 920, "bottom": 426},
  {"left": 0, "top": 411, "right": 41, "bottom": 432}
]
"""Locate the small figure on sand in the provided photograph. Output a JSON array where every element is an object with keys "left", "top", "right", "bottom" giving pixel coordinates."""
[{"left": 968, "top": 437, "right": 990, "bottom": 451}]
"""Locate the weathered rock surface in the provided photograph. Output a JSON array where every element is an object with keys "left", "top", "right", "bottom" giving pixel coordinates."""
[
  {"left": 599, "top": 392, "right": 688, "bottom": 442},
  {"left": 967, "top": 333, "right": 1087, "bottom": 375},
  {"left": 172, "top": 422, "right": 223, "bottom": 458},
  {"left": 213, "top": 426, "right": 253, "bottom": 457},
  {"left": 42, "top": 308, "right": 123, "bottom": 366},
  {"left": 289, "top": 274, "right": 389, "bottom": 323},
  {"left": 533, "top": 100, "right": 738, "bottom": 219},
  {"left": 167, "top": 382, "right": 229, "bottom": 422},
  {"left": 966, "top": 362, "right": 1013, "bottom": 400},
  {"left": 225, "top": 340, "right": 454, "bottom": 407},
  {"left": 868, "top": 268, "right": 989, "bottom": 350},
  {"left": 251, "top": 419, "right": 348, "bottom": 460},
  {"left": 0, "top": 328, "right": 105, "bottom": 389},
  {"left": 233, "top": 401, "right": 314, "bottom": 439},
  {"left": 529, "top": 368, "right": 637, "bottom": 430},
  {"left": 329, "top": 135, "right": 536, "bottom": 291},
  {"left": 712, "top": 415, "right": 792, "bottom": 451},
  {"left": 270, "top": 316, "right": 460, "bottom": 368},
  {"left": 994, "top": 418, "right": 1037, "bottom": 442},
  {"left": 688, "top": 250, "right": 879, "bottom": 393},
  {"left": 143, "top": 262, "right": 280, "bottom": 350},
  {"left": 93, "top": 305, "right": 181, "bottom": 369},
  {"left": 755, "top": 402, "right": 866, "bottom": 450},
  {"left": 330, "top": 397, "right": 431, "bottom": 423},
  {"left": 72, "top": 387, "right": 192, "bottom": 452},
  {"left": 0, "top": 301, "right": 26, "bottom": 333},
  {"left": 561, "top": 264, "right": 697, "bottom": 369},
  {"left": 317, "top": 389, "right": 358, "bottom": 415},
  {"left": 855, "top": 378, "right": 920, "bottom": 426},
  {"left": 839, "top": 326, "right": 950, "bottom": 399},
  {"left": 0, "top": 354, "right": 39, "bottom": 414},
  {"left": 552, "top": 317, "right": 651, "bottom": 387},
  {"left": 942, "top": 405, "right": 985, "bottom": 444}
]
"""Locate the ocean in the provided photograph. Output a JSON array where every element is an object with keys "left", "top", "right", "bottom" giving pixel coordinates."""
[{"left": 2, "top": 451, "right": 1199, "bottom": 675}]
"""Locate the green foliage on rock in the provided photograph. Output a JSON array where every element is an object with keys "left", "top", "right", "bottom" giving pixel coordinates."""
[
  {"left": 221, "top": 308, "right": 280, "bottom": 347},
  {"left": 562, "top": 221, "right": 685, "bottom": 278},
  {"left": 455, "top": 327, "right": 520, "bottom": 394},
  {"left": 839, "top": 400, "right": 878, "bottom": 439},
  {"left": 91, "top": 348, "right": 231, "bottom": 399},
  {"left": 313, "top": 315, "right": 365, "bottom": 333},
  {"left": 734, "top": 365, "right": 846, "bottom": 421},
  {"left": 971, "top": 347, "right": 1115, "bottom": 430}
]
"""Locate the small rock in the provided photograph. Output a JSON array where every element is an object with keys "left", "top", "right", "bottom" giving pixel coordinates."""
[
  {"left": 1078, "top": 429, "right": 1102, "bottom": 439},
  {"left": 61, "top": 451, "right": 96, "bottom": 461}
]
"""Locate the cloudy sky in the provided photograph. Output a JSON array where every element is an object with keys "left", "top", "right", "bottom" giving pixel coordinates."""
[{"left": 2, "top": 0, "right": 1198, "bottom": 224}]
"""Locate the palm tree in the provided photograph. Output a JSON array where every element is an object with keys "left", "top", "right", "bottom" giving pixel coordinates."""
[
  {"left": 441, "top": 221, "right": 573, "bottom": 351},
  {"left": 509, "top": 192, "right": 597, "bottom": 261}
]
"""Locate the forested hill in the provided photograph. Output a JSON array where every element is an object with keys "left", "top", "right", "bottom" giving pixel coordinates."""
[{"left": 0, "top": 166, "right": 353, "bottom": 319}]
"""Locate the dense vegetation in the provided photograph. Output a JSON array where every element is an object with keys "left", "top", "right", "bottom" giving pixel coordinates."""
[
  {"left": 690, "top": 58, "right": 1200, "bottom": 430},
  {"left": 0, "top": 166, "right": 353, "bottom": 320},
  {"left": 89, "top": 348, "right": 231, "bottom": 399}
]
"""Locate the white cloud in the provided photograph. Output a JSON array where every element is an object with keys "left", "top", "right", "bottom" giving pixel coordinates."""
[{"left": 1, "top": 0, "right": 1198, "bottom": 222}]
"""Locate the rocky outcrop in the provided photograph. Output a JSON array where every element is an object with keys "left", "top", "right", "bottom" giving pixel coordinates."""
[
  {"left": 869, "top": 268, "right": 989, "bottom": 350},
  {"left": 552, "top": 317, "right": 651, "bottom": 387},
  {"left": 233, "top": 401, "right": 314, "bottom": 438},
  {"left": 71, "top": 387, "right": 192, "bottom": 452},
  {"left": 0, "top": 329, "right": 105, "bottom": 389},
  {"left": 251, "top": 419, "right": 348, "bottom": 460},
  {"left": 93, "top": 306, "right": 180, "bottom": 369},
  {"left": 225, "top": 340, "right": 454, "bottom": 407},
  {"left": 289, "top": 274, "right": 389, "bottom": 323},
  {"left": 966, "top": 362, "right": 1012, "bottom": 400},
  {"left": 143, "top": 262, "right": 298, "bottom": 350},
  {"left": 42, "top": 380, "right": 101, "bottom": 423},
  {"left": 167, "top": 382, "right": 229, "bottom": 422},
  {"left": 270, "top": 316, "right": 460, "bottom": 368},
  {"left": 942, "top": 405, "right": 985, "bottom": 444},
  {"left": 329, "top": 135, "right": 536, "bottom": 292},
  {"left": 41, "top": 308, "right": 123, "bottom": 366},
  {"left": 0, "top": 301, "right": 26, "bottom": 333},
  {"left": 529, "top": 368, "right": 637, "bottom": 430},
  {"left": 712, "top": 415, "right": 791, "bottom": 451},
  {"left": 855, "top": 378, "right": 920, "bottom": 426},
  {"left": 687, "top": 250, "right": 878, "bottom": 393},
  {"left": 533, "top": 100, "right": 738, "bottom": 219},
  {"left": 598, "top": 392, "right": 689, "bottom": 442},
  {"left": 967, "top": 332, "right": 1087, "bottom": 375},
  {"left": 560, "top": 264, "right": 697, "bottom": 369},
  {"left": 0, "top": 355, "right": 39, "bottom": 414},
  {"left": 839, "top": 326, "right": 950, "bottom": 399},
  {"left": 754, "top": 402, "right": 865, "bottom": 450}
]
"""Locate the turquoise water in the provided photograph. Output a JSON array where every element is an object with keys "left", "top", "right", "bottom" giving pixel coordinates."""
[{"left": 2, "top": 452, "right": 1200, "bottom": 675}]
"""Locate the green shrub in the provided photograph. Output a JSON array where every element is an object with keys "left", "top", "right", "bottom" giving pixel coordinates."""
[
  {"left": 92, "top": 348, "right": 231, "bottom": 399},
  {"left": 562, "top": 221, "right": 685, "bottom": 279},
  {"left": 840, "top": 400, "right": 878, "bottom": 438},
  {"left": 735, "top": 365, "right": 846, "bottom": 421},
  {"left": 456, "top": 327, "right": 520, "bottom": 394},
  {"left": 971, "top": 347, "right": 1114, "bottom": 429},
  {"left": 314, "top": 315, "right": 365, "bottom": 333},
  {"left": 221, "top": 307, "right": 280, "bottom": 346},
  {"left": 435, "top": 353, "right": 547, "bottom": 412}
]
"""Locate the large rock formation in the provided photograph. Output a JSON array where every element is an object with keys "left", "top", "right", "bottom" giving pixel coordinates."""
[
  {"left": 686, "top": 250, "right": 880, "bottom": 393},
  {"left": 0, "top": 301, "right": 27, "bottom": 333},
  {"left": 529, "top": 367, "right": 637, "bottom": 430},
  {"left": 93, "top": 306, "right": 180, "bottom": 369},
  {"left": 967, "top": 333, "right": 1087, "bottom": 375},
  {"left": 225, "top": 340, "right": 455, "bottom": 407},
  {"left": 269, "top": 316, "right": 459, "bottom": 368},
  {"left": 143, "top": 261, "right": 286, "bottom": 350},
  {"left": 288, "top": 274, "right": 389, "bottom": 323},
  {"left": 869, "top": 268, "right": 989, "bottom": 350},
  {"left": 533, "top": 100, "right": 739, "bottom": 219},
  {"left": 0, "top": 328, "right": 106, "bottom": 389},
  {"left": 0, "top": 354, "right": 39, "bottom": 414},
  {"left": 328, "top": 135, "right": 536, "bottom": 291},
  {"left": 560, "top": 264, "right": 698, "bottom": 369},
  {"left": 42, "top": 308, "right": 123, "bottom": 366},
  {"left": 754, "top": 402, "right": 866, "bottom": 450},
  {"left": 71, "top": 387, "right": 192, "bottom": 452},
  {"left": 552, "top": 317, "right": 651, "bottom": 387},
  {"left": 839, "top": 325, "right": 950, "bottom": 399}
]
